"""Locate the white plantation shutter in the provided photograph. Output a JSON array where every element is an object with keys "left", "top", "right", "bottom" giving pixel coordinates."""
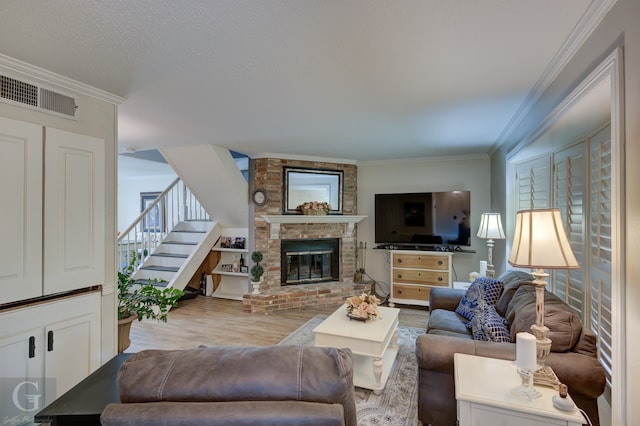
[
  {"left": 513, "top": 124, "right": 612, "bottom": 387},
  {"left": 552, "top": 143, "right": 586, "bottom": 320},
  {"left": 515, "top": 155, "right": 551, "bottom": 211},
  {"left": 589, "top": 125, "right": 613, "bottom": 386}
]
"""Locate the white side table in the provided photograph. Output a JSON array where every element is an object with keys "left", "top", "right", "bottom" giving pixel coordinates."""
[
  {"left": 454, "top": 353, "right": 585, "bottom": 426},
  {"left": 453, "top": 281, "right": 472, "bottom": 290}
]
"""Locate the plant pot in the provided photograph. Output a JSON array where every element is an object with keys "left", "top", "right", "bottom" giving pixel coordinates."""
[
  {"left": 251, "top": 278, "right": 263, "bottom": 295},
  {"left": 117, "top": 314, "right": 137, "bottom": 353}
]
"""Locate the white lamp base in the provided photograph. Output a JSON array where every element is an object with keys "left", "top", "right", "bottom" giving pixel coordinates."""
[
  {"left": 534, "top": 365, "right": 560, "bottom": 389},
  {"left": 530, "top": 269, "right": 560, "bottom": 389}
]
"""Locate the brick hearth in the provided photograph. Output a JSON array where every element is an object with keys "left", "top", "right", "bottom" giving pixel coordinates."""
[{"left": 242, "top": 282, "right": 373, "bottom": 314}]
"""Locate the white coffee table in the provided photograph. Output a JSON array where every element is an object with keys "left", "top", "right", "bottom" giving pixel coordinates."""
[
  {"left": 313, "top": 304, "right": 399, "bottom": 394},
  {"left": 454, "top": 353, "right": 586, "bottom": 426}
]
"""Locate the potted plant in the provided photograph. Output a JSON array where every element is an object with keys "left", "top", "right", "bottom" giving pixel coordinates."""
[
  {"left": 250, "top": 251, "right": 264, "bottom": 294},
  {"left": 117, "top": 253, "right": 183, "bottom": 352}
]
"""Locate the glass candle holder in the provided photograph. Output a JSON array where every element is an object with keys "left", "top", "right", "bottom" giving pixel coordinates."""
[{"left": 512, "top": 367, "right": 542, "bottom": 401}]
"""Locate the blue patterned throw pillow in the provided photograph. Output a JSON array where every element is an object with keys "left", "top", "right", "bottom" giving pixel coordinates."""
[
  {"left": 467, "top": 304, "right": 511, "bottom": 343},
  {"left": 455, "top": 277, "right": 504, "bottom": 321}
]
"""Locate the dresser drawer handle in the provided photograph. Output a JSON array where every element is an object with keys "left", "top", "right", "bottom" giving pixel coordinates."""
[
  {"left": 397, "top": 289, "right": 403, "bottom": 295},
  {"left": 437, "top": 276, "right": 443, "bottom": 282},
  {"left": 397, "top": 274, "right": 402, "bottom": 279},
  {"left": 438, "top": 260, "right": 443, "bottom": 266},
  {"left": 397, "top": 258, "right": 402, "bottom": 264}
]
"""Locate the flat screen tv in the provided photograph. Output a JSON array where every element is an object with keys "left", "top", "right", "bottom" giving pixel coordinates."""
[{"left": 374, "top": 191, "right": 471, "bottom": 247}]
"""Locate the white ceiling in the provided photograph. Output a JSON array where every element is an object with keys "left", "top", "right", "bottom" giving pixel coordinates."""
[{"left": 0, "top": 1, "right": 612, "bottom": 161}]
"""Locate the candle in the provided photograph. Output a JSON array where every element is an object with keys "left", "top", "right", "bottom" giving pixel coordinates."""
[
  {"left": 479, "top": 261, "right": 487, "bottom": 276},
  {"left": 516, "top": 332, "right": 538, "bottom": 371}
]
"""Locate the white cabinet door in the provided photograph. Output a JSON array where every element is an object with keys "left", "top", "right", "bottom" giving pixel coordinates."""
[
  {"left": 44, "top": 309, "right": 100, "bottom": 405},
  {"left": 0, "top": 327, "right": 45, "bottom": 417},
  {"left": 0, "top": 326, "right": 44, "bottom": 382},
  {"left": 43, "top": 128, "right": 106, "bottom": 295},
  {"left": 0, "top": 116, "right": 43, "bottom": 304}
]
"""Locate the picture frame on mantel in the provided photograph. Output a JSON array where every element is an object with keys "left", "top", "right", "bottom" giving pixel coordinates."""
[{"left": 282, "top": 166, "right": 343, "bottom": 215}]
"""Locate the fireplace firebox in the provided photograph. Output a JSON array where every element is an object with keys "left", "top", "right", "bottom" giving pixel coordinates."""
[{"left": 281, "top": 239, "right": 339, "bottom": 285}]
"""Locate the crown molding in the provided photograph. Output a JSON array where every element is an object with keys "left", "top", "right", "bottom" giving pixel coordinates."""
[
  {"left": 359, "top": 153, "right": 488, "bottom": 167},
  {"left": 0, "top": 54, "right": 125, "bottom": 105},
  {"left": 490, "top": 0, "right": 618, "bottom": 155}
]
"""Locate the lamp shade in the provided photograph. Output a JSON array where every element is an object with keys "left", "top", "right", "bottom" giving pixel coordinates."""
[
  {"left": 508, "top": 209, "right": 579, "bottom": 269},
  {"left": 476, "top": 213, "right": 505, "bottom": 240}
]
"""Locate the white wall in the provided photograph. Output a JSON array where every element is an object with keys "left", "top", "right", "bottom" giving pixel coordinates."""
[
  {"left": 161, "top": 144, "right": 249, "bottom": 229},
  {"left": 117, "top": 156, "right": 177, "bottom": 233},
  {"left": 357, "top": 155, "right": 491, "bottom": 295}
]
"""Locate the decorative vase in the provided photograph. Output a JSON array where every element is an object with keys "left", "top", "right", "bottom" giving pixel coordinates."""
[
  {"left": 346, "top": 313, "right": 369, "bottom": 322},
  {"left": 117, "top": 314, "right": 137, "bottom": 353}
]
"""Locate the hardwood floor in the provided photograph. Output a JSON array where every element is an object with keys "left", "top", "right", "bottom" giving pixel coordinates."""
[{"left": 126, "top": 296, "right": 429, "bottom": 353}]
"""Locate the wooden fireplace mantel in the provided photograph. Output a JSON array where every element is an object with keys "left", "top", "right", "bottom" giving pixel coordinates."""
[{"left": 261, "top": 215, "right": 367, "bottom": 239}]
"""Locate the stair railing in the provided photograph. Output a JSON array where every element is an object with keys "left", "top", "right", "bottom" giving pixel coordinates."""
[{"left": 117, "top": 178, "right": 210, "bottom": 272}]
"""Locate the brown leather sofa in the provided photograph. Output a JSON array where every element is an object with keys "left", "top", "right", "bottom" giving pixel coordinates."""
[
  {"left": 101, "top": 345, "right": 357, "bottom": 426},
  {"left": 416, "top": 271, "right": 606, "bottom": 426}
]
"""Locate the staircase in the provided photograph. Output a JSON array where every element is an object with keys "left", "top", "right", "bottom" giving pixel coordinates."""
[
  {"left": 133, "top": 220, "right": 218, "bottom": 288},
  {"left": 117, "top": 179, "right": 221, "bottom": 292}
]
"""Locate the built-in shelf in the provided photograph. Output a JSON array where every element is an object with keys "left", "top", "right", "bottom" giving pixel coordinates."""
[
  {"left": 212, "top": 246, "right": 247, "bottom": 253},
  {"left": 261, "top": 215, "right": 367, "bottom": 239},
  {"left": 210, "top": 228, "right": 249, "bottom": 301},
  {"left": 212, "top": 268, "right": 248, "bottom": 277}
]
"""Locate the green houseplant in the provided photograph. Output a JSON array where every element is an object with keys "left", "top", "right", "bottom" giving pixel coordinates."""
[
  {"left": 250, "top": 251, "right": 264, "bottom": 294},
  {"left": 117, "top": 253, "right": 183, "bottom": 351},
  {"left": 250, "top": 251, "right": 264, "bottom": 282}
]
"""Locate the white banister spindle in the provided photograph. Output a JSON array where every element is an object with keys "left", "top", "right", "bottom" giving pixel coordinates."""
[{"left": 117, "top": 178, "right": 210, "bottom": 275}]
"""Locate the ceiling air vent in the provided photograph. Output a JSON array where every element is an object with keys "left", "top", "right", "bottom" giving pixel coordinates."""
[{"left": 0, "top": 73, "right": 77, "bottom": 119}]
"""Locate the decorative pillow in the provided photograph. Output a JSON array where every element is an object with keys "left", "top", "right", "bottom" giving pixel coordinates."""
[
  {"left": 494, "top": 270, "right": 535, "bottom": 316},
  {"left": 467, "top": 304, "right": 511, "bottom": 343},
  {"left": 507, "top": 285, "right": 583, "bottom": 352},
  {"left": 455, "top": 277, "right": 504, "bottom": 321}
]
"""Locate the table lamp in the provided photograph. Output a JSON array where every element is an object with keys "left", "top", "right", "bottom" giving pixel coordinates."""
[
  {"left": 508, "top": 208, "right": 579, "bottom": 387},
  {"left": 476, "top": 213, "right": 505, "bottom": 278}
]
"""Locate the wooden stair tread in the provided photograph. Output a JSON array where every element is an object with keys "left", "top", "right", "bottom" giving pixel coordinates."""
[
  {"left": 162, "top": 241, "right": 198, "bottom": 245},
  {"left": 150, "top": 253, "right": 189, "bottom": 258},
  {"left": 141, "top": 265, "right": 180, "bottom": 272}
]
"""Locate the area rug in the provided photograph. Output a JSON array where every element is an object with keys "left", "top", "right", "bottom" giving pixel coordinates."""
[{"left": 278, "top": 315, "right": 424, "bottom": 426}]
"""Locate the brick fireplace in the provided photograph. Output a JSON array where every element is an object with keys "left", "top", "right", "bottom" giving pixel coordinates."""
[{"left": 243, "top": 157, "right": 371, "bottom": 314}]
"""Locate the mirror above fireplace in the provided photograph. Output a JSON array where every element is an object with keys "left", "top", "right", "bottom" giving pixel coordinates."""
[{"left": 283, "top": 167, "right": 343, "bottom": 214}]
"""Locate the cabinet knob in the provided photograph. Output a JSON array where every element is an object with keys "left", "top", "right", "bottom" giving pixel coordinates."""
[
  {"left": 397, "top": 258, "right": 402, "bottom": 263},
  {"left": 397, "top": 289, "right": 403, "bottom": 294},
  {"left": 438, "top": 260, "right": 443, "bottom": 266},
  {"left": 437, "top": 276, "right": 443, "bottom": 282},
  {"left": 396, "top": 274, "right": 402, "bottom": 279}
]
